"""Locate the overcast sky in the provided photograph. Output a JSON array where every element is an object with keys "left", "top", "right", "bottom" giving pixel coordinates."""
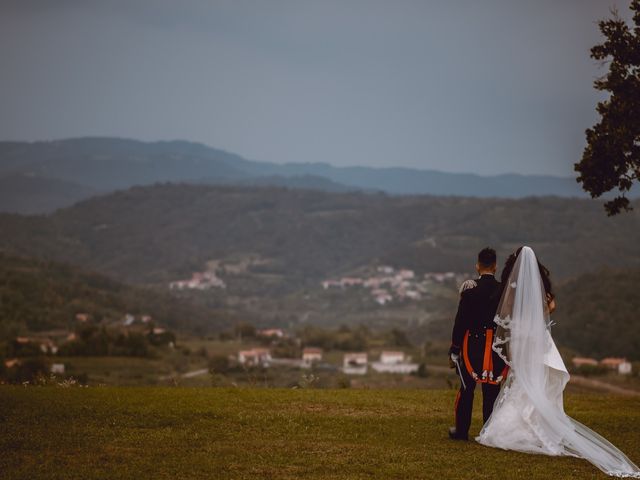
[{"left": 0, "top": 1, "right": 631, "bottom": 176}]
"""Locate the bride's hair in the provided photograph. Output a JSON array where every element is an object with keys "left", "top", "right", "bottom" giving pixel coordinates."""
[{"left": 500, "top": 247, "right": 554, "bottom": 299}]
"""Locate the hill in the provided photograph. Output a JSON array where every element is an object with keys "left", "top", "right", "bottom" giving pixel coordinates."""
[
  {"left": 0, "top": 183, "right": 637, "bottom": 289},
  {"left": 554, "top": 268, "right": 640, "bottom": 360},
  {"left": 0, "top": 173, "right": 99, "bottom": 214},
  {"left": 0, "top": 252, "right": 239, "bottom": 338},
  {"left": 0, "top": 137, "right": 590, "bottom": 214},
  {"left": 1, "top": 387, "right": 638, "bottom": 479}
]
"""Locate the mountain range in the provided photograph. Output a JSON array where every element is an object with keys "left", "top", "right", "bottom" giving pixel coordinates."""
[{"left": 0, "top": 137, "right": 588, "bottom": 213}]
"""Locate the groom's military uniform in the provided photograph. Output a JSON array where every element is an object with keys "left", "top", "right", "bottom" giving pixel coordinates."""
[{"left": 449, "top": 273, "right": 508, "bottom": 439}]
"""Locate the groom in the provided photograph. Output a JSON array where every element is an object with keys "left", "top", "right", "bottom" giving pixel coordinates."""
[{"left": 448, "top": 247, "right": 508, "bottom": 440}]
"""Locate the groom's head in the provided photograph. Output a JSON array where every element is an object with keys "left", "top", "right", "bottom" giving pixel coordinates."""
[{"left": 476, "top": 247, "right": 497, "bottom": 275}]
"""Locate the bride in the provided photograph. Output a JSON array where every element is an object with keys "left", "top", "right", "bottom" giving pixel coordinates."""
[{"left": 477, "top": 246, "right": 640, "bottom": 478}]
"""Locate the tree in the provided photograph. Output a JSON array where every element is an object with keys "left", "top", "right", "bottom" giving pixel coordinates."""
[{"left": 575, "top": 1, "right": 640, "bottom": 215}]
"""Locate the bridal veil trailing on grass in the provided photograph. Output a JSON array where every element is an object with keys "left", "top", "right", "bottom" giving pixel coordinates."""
[{"left": 477, "top": 246, "right": 640, "bottom": 478}]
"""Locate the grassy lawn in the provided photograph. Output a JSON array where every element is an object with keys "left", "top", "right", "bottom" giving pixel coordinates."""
[{"left": 1, "top": 387, "right": 639, "bottom": 479}]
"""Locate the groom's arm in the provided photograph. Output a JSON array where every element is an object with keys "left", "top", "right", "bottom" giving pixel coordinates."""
[{"left": 449, "top": 291, "right": 471, "bottom": 356}]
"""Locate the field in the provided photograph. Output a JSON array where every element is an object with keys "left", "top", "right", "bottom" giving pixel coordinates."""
[{"left": 1, "top": 388, "right": 639, "bottom": 479}]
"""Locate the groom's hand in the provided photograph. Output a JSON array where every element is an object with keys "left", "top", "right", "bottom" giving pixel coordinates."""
[
  {"left": 448, "top": 345, "right": 460, "bottom": 369},
  {"left": 448, "top": 353, "right": 459, "bottom": 369}
]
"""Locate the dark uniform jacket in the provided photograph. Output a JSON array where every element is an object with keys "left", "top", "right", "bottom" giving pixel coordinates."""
[{"left": 449, "top": 274, "right": 507, "bottom": 384}]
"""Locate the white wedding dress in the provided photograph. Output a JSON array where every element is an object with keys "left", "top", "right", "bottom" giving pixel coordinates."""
[{"left": 476, "top": 246, "right": 640, "bottom": 478}]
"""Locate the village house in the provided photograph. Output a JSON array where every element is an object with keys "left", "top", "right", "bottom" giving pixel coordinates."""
[
  {"left": 257, "top": 328, "right": 286, "bottom": 338},
  {"left": 302, "top": 347, "right": 323, "bottom": 366},
  {"left": 39, "top": 339, "right": 58, "bottom": 355},
  {"left": 380, "top": 351, "right": 405, "bottom": 364},
  {"left": 572, "top": 357, "right": 599, "bottom": 368},
  {"left": 4, "top": 358, "right": 20, "bottom": 369},
  {"left": 363, "top": 277, "right": 382, "bottom": 288},
  {"left": 405, "top": 290, "right": 421, "bottom": 300},
  {"left": 600, "top": 357, "right": 633, "bottom": 375},
  {"left": 321, "top": 279, "right": 342, "bottom": 289},
  {"left": 371, "top": 288, "right": 393, "bottom": 305},
  {"left": 50, "top": 363, "right": 65, "bottom": 374},
  {"left": 371, "top": 351, "right": 419, "bottom": 374},
  {"left": 374, "top": 294, "right": 393, "bottom": 305},
  {"left": 12, "top": 337, "right": 58, "bottom": 355},
  {"left": 424, "top": 272, "right": 456, "bottom": 283},
  {"left": 397, "top": 269, "right": 415, "bottom": 279},
  {"left": 238, "top": 348, "right": 272, "bottom": 367},
  {"left": 343, "top": 352, "right": 368, "bottom": 375},
  {"left": 169, "top": 270, "right": 226, "bottom": 291}
]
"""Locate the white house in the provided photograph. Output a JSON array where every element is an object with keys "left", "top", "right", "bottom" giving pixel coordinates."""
[
  {"left": 169, "top": 270, "right": 226, "bottom": 291},
  {"left": 257, "top": 328, "right": 286, "bottom": 338},
  {"left": 371, "top": 288, "right": 393, "bottom": 305},
  {"left": 371, "top": 351, "right": 419, "bottom": 374},
  {"left": 380, "top": 351, "right": 405, "bottom": 364},
  {"left": 238, "top": 348, "right": 272, "bottom": 367},
  {"left": 374, "top": 294, "right": 393, "bottom": 305},
  {"left": 343, "top": 352, "right": 368, "bottom": 375},
  {"left": 619, "top": 362, "right": 633, "bottom": 375},
  {"left": 372, "top": 362, "right": 419, "bottom": 374},
  {"left": 340, "top": 277, "right": 363, "bottom": 287},
  {"left": 39, "top": 339, "right": 58, "bottom": 355},
  {"left": 302, "top": 347, "right": 323, "bottom": 366},
  {"left": 321, "top": 280, "right": 342, "bottom": 289},
  {"left": 572, "top": 357, "right": 598, "bottom": 368},
  {"left": 600, "top": 357, "right": 633, "bottom": 375},
  {"left": 397, "top": 269, "right": 415, "bottom": 279},
  {"left": 51, "top": 363, "right": 65, "bottom": 374},
  {"left": 405, "top": 290, "right": 421, "bottom": 300}
]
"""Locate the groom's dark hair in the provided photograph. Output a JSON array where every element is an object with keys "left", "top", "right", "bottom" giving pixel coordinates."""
[{"left": 478, "top": 247, "right": 497, "bottom": 268}]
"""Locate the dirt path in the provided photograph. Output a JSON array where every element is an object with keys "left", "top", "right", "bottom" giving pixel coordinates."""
[
  {"left": 161, "top": 364, "right": 640, "bottom": 396},
  {"left": 159, "top": 368, "right": 209, "bottom": 381},
  {"left": 569, "top": 375, "right": 640, "bottom": 396},
  {"left": 428, "top": 365, "right": 640, "bottom": 396}
]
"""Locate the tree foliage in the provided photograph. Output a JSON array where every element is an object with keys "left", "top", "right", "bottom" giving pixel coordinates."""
[
  {"left": 553, "top": 268, "right": 640, "bottom": 360},
  {"left": 1, "top": 184, "right": 640, "bottom": 292},
  {"left": 576, "top": 1, "right": 640, "bottom": 215},
  {"left": 0, "top": 252, "right": 236, "bottom": 339}
]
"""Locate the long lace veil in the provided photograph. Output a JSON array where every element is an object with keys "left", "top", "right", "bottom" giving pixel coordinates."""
[{"left": 486, "top": 246, "right": 640, "bottom": 478}]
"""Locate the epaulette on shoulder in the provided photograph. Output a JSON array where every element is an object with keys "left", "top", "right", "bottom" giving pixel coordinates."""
[{"left": 459, "top": 279, "right": 477, "bottom": 295}]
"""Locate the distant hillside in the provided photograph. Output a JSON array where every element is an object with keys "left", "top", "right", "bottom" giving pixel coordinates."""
[
  {"left": 0, "top": 252, "right": 239, "bottom": 338},
  {"left": 0, "top": 173, "right": 98, "bottom": 214},
  {"left": 0, "top": 183, "right": 638, "bottom": 290},
  {"left": 0, "top": 137, "right": 591, "bottom": 213},
  {"left": 554, "top": 268, "right": 640, "bottom": 361}
]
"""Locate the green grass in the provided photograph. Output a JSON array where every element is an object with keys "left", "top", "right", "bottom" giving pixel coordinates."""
[{"left": 1, "top": 387, "right": 639, "bottom": 479}]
